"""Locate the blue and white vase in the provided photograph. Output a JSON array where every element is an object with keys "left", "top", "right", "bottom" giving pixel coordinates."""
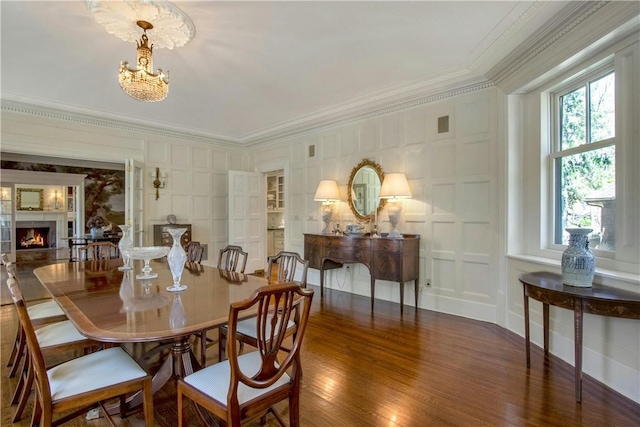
[{"left": 561, "top": 228, "right": 595, "bottom": 287}]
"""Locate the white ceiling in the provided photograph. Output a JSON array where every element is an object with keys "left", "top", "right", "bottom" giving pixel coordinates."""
[{"left": 1, "top": 1, "right": 571, "bottom": 145}]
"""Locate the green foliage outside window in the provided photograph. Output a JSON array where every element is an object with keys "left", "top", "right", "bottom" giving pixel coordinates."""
[{"left": 555, "top": 71, "right": 616, "bottom": 250}]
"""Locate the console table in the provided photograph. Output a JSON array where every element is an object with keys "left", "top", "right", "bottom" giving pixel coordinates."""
[
  {"left": 519, "top": 271, "right": 640, "bottom": 403},
  {"left": 304, "top": 233, "right": 419, "bottom": 314}
]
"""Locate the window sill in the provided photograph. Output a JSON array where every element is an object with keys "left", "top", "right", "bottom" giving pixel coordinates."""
[{"left": 507, "top": 254, "right": 640, "bottom": 286}]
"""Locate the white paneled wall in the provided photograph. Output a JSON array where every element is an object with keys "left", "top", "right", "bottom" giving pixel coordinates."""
[
  {"left": 251, "top": 87, "right": 500, "bottom": 322},
  {"left": 1, "top": 112, "right": 248, "bottom": 263}
]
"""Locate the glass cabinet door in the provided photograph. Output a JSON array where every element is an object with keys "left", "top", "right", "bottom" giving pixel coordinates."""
[
  {"left": 277, "top": 175, "right": 284, "bottom": 210},
  {"left": 1, "top": 187, "right": 13, "bottom": 257}
]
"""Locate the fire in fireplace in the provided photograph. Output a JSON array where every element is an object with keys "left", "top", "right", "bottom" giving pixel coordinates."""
[{"left": 17, "top": 227, "right": 49, "bottom": 250}]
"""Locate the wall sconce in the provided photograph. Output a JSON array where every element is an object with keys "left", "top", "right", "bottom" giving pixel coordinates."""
[
  {"left": 151, "top": 167, "right": 167, "bottom": 200},
  {"left": 379, "top": 173, "right": 412, "bottom": 239},
  {"left": 52, "top": 190, "right": 61, "bottom": 211},
  {"left": 314, "top": 180, "right": 341, "bottom": 234}
]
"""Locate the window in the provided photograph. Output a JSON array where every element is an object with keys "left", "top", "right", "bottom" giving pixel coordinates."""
[{"left": 551, "top": 68, "right": 615, "bottom": 251}]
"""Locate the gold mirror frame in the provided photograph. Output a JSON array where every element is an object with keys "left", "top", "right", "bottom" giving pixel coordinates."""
[
  {"left": 347, "top": 159, "right": 386, "bottom": 222},
  {"left": 16, "top": 188, "right": 44, "bottom": 211}
]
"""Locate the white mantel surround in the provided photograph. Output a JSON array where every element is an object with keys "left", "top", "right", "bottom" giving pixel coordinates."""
[
  {"left": 16, "top": 211, "right": 68, "bottom": 249},
  {"left": 1, "top": 169, "right": 86, "bottom": 260}
]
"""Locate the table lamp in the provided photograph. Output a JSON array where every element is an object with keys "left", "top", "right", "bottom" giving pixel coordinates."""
[
  {"left": 379, "top": 173, "right": 412, "bottom": 238},
  {"left": 314, "top": 180, "right": 341, "bottom": 234}
]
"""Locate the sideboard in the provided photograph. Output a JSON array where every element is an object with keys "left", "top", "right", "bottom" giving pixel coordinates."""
[{"left": 304, "top": 233, "right": 420, "bottom": 314}]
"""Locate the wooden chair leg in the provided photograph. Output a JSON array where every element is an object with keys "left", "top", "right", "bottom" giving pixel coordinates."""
[
  {"left": 200, "top": 330, "right": 207, "bottom": 366},
  {"left": 177, "top": 384, "right": 184, "bottom": 427},
  {"left": 143, "top": 377, "right": 154, "bottom": 427},
  {"left": 289, "top": 392, "right": 300, "bottom": 427},
  {"left": 218, "top": 328, "right": 226, "bottom": 362}
]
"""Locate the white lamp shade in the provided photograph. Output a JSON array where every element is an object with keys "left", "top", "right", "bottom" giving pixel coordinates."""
[
  {"left": 379, "top": 174, "right": 412, "bottom": 199},
  {"left": 314, "top": 180, "right": 341, "bottom": 202}
]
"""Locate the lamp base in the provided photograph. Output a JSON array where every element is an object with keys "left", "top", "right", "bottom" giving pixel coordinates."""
[
  {"left": 387, "top": 229, "right": 404, "bottom": 239},
  {"left": 386, "top": 201, "right": 404, "bottom": 239},
  {"left": 320, "top": 206, "right": 333, "bottom": 235}
]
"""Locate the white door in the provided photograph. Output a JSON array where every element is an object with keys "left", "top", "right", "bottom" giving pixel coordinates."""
[
  {"left": 228, "top": 171, "right": 266, "bottom": 273},
  {"left": 125, "top": 159, "right": 144, "bottom": 246}
]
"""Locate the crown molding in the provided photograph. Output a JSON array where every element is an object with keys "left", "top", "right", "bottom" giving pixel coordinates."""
[
  {"left": 244, "top": 78, "right": 495, "bottom": 148},
  {"left": 1, "top": 96, "right": 243, "bottom": 149},
  {"left": 489, "top": 1, "right": 640, "bottom": 93},
  {"left": 3, "top": 1, "right": 636, "bottom": 150}
]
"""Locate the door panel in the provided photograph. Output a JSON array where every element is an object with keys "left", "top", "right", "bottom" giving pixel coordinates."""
[
  {"left": 228, "top": 171, "right": 266, "bottom": 273},
  {"left": 126, "top": 159, "right": 144, "bottom": 246}
]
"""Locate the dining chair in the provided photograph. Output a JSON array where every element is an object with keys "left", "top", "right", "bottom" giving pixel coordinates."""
[
  {"left": 218, "top": 245, "right": 248, "bottom": 273},
  {"left": 185, "top": 241, "right": 205, "bottom": 264},
  {"left": 177, "top": 282, "right": 314, "bottom": 427},
  {"left": 3, "top": 259, "right": 67, "bottom": 378},
  {"left": 199, "top": 244, "right": 249, "bottom": 365},
  {"left": 77, "top": 241, "right": 121, "bottom": 271},
  {"left": 4, "top": 271, "right": 98, "bottom": 423},
  {"left": 78, "top": 241, "right": 120, "bottom": 261},
  {"left": 218, "top": 251, "right": 309, "bottom": 362},
  {"left": 6, "top": 276, "right": 154, "bottom": 427}
]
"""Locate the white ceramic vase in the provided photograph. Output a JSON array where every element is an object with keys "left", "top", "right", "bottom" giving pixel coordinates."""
[{"left": 561, "top": 228, "right": 595, "bottom": 287}]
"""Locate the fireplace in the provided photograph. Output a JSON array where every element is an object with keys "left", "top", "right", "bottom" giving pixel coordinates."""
[
  {"left": 16, "top": 221, "right": 57, "bottom": 250},
  {"left": 17, "top": 227, "right": 49, "bottom": 249}
]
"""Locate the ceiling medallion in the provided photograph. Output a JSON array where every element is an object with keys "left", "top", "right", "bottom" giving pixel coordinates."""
[{"left": 86, "top": 0, "right": 196, "bottom": 102}]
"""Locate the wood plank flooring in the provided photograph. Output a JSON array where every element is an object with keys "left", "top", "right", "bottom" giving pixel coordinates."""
[{"left": 2, "top": 284, "right": 639, "bottom": 426}]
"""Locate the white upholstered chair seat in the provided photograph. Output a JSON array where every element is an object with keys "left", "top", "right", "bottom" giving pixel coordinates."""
[
  {"left": 234, "top": 317, "right": 295, "bottom": 339},
  {"left": 27, "top": 300, "right": 65, "bottom": 320},
  {"left": 36, "top": 320, "right": 87, "bottom": 348},
  {"left": 183, "top": 351, "right": 291, "bottom": 405},
  {"left": 47, "top": 347, "right": 148, "bottom": 401}
]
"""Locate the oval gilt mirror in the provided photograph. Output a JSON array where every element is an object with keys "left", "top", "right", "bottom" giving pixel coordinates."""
[{"left": 347, "top": 159, "right": 386, "bottom": 221}]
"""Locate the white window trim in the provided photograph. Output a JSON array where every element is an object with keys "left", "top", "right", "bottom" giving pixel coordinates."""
[{"left": 523, "top": 37, "right": 639, "bottom": 278}]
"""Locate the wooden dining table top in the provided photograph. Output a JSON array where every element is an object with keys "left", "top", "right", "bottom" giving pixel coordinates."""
[{"left": 33, "top": 259, "right": 268, "bottom": 344}]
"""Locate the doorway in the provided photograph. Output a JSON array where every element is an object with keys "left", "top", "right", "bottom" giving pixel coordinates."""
[{"left": 266, "top": 169, "right": 285, "bottom": 258}]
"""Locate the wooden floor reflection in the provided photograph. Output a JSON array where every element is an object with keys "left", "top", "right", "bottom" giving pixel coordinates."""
[{"left": 2, "top": 284, "right": 639, "bottom": 426}]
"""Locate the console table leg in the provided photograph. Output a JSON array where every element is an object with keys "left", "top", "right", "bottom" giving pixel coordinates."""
[
  {"left": 320, "top": 269, "right": 324, "bottom": 297},
  {"left": 370, "top": 277, "right": 375, "bottom": 312},
  {"left": 543, "top": 303, "right": 549, "bottom": 355},
  {"left": 399, "top": 281, "right": 405, "bottom": 315},
  {"left": 523, "top": 288, "right": 531, "bottom": 368},
  {"left": 574, "top": 299, "right": 583, "bottom": 403},
  {"left": 414, "top": 279, "right": 419, "bottom": 309}
]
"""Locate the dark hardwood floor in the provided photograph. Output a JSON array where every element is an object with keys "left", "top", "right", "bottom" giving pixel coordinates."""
[{"left": 2, "top": 283, "right": 639, "bottom": 426}]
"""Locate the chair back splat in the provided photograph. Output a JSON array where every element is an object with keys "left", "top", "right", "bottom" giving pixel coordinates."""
[
  {"left": 178, "top": 282, "right": 314, "bottom": 427},
  {"left": 218, "top": 245, "right": 248, "bottom": 273},
  {"left": 185, "top": 241, "right": 204, "bottom": 264},
  {"left": 268, "top": 251, "right": 309, "bottom": 286}
]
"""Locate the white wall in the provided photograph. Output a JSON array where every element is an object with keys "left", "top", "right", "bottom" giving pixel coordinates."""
[
  {"left": 0, "top": 111, "right": 249, "bottom": 261},
  {"left": 251, "top": 87, "right": 501, "bottom": 323}
]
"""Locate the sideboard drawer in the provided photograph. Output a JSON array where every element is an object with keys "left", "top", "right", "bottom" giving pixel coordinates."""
[
  {"left": 372, "top": 239, "right": 401, "bottom": 252},
  {"left": 324, "top": 247, "right": 371, "bottom": 264},
  {"left": 326, "top": 236, "right": 371, "bottom": 250}
]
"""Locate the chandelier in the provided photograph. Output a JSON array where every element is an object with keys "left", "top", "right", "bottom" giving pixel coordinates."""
[
  {"left": 86, "top": 0, "right": 195, "bottom": 102},
  {"left": 119, "top": 20, "right": 168, "bottom": 102}
]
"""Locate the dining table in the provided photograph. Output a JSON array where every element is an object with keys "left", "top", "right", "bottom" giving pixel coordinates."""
[{"left": 33, "top": 258, "right": 269, "bottom": 412}]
